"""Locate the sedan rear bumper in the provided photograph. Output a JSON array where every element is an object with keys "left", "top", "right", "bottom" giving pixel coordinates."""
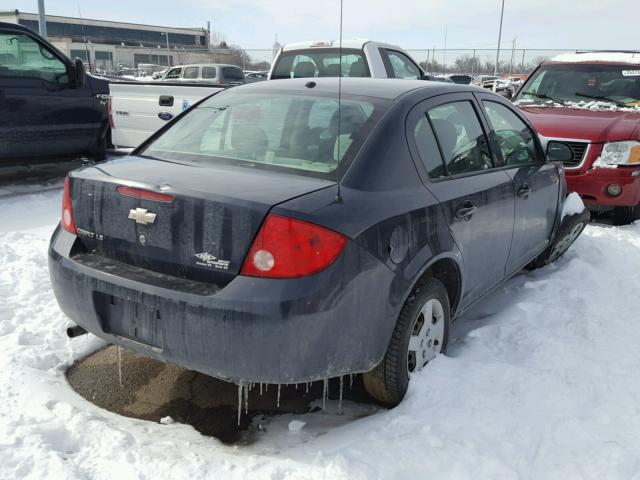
[
  {"left": 566, "top": 166, "right": 640, "bottom": 207},
  {"left": 49, "top": 226, "right": 397, "bottom": 384}
]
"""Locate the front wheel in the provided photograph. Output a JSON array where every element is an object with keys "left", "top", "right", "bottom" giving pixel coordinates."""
[{"left": 363, "top": 278, "right": 450, "bottom": 406}]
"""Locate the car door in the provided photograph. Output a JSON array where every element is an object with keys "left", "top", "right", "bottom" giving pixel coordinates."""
[
  {"left": 0, "top": 28, "right": 93, "bottom": 159},
  {"left": 476, "top": 93, "right": 560, "bottom": 273},
  {"left": 181, "top": 65, "right": 200, "bottom": 84},
  {"left": 407, "top": 93, "right": 515, "bottom": 307},
  {"left": 380, "top": 49, "right": 422, "bottom": 80}
]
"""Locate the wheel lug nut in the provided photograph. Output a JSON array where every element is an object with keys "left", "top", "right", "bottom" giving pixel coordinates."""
[{"left": 428, "top": 340, "right": 433, "bottom": 348}]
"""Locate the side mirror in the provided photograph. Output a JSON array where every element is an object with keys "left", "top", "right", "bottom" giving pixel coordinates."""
[
  {"left": 72, "top": 58, "right": 86, "bottom": 88},
  {"left": 547, "top": 141, "right": 574, "bottom": 163}
]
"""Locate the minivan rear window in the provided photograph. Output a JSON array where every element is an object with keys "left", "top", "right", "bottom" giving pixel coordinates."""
[
  {"left": 141, "top": 90, "right": 389, "bottom": 179},
  {"left": 202, "top": 66, "right": 217, "bottom": 79},
  {"left": 271, "top": 48, "right": 370, "bottom": 79}
]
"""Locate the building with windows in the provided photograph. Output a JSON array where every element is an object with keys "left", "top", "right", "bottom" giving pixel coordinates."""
[{"left": 0, "top": 9, "right": 214, "bottom": 72}]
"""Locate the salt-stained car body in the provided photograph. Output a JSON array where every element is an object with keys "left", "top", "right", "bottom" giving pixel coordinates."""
[{"left": 49, "top": 78, "right": 587, "bottom": 405}]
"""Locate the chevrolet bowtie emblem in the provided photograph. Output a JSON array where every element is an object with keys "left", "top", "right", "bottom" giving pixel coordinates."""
[{"left": 128, "top": 208, "right": 157, "bottom": 225}]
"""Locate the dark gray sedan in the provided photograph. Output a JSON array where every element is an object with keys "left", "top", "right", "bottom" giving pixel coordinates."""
[{"left": 49, "top": 78, "right": 588, "bottom": 406}]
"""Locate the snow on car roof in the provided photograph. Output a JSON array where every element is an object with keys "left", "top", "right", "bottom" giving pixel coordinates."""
[{"left": 549, "top": 52, "right": 640, "bottom": 65}]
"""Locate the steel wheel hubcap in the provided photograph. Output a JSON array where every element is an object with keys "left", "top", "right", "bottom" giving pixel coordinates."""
[{"left": 407, "top": 298, "right": 445, "bottom": 374}]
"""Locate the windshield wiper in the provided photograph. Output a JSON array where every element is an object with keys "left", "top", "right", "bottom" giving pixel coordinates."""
[
  {"left": 575, "top": 92, "right": 627, "bottom": 108},
  {"left": 522, "top": 92, "right": 565, "bottom": 105}
]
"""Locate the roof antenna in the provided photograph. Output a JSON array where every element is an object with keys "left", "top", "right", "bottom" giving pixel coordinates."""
[{"left": 334, "top": 0, "right": 344, "bottom": 204}]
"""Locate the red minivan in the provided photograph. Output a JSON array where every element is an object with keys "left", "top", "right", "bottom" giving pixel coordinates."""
[{"left": 514, "top": 52, "right": 640, "bottom": 224}]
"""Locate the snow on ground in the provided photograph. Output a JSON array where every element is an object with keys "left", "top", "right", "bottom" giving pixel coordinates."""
[{"left": 1, "top": 188, "right": 640, "bottom": 479}]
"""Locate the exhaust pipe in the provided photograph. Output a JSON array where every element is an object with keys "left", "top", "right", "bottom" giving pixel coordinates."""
[{"left": 67, "top": 325, "right": 88, "bottom": 338}]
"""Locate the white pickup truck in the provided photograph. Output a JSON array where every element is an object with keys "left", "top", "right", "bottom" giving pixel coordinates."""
[
  {"left": 109, "top": 82, "right": 228, "bottom": 148},
  {"left": 109, "top": 40, "right": 426, "bottom": 148},
  {"left": 269, "top": 39, "right": 426, "bottom": 80}
]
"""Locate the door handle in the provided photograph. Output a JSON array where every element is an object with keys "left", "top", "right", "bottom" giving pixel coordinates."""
[
  {"left": 159, "top": 95, "right": 174, "bottom": 107},
  {"left": 455, "top": 201, "right": 478, "bottom": 221},
  {"left": 517, "top": 184, "right": 531, "bottom": 199}
]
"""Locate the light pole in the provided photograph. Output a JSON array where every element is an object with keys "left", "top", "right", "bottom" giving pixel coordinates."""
[
  {"left": 161, "top": 32, "right": 171, "bottom": 66},
  {"left": 494, "top": 0, "right": 505, "bottom": 77},
  {"left": 37, "top": 0, "right": 47, "bottom": 39}
]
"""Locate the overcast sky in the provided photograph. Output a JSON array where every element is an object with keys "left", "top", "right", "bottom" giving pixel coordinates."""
[{"left": 18, "top": 0, "right": 639, "bottom": 51}]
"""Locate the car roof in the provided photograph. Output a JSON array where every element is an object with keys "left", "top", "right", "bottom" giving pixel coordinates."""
[
  {"left": 0, "top": 21, "right": 32, "bottom": 33},
  {"left": 229, "top": 77, "right": 481, "bottom": 100},
  {"left": 281, "top": 39, "right": 403, "bottom": 52},
  {"left": 178, "top": 63, "right": 239, "bottom": 69},
  {"left": 548, "top": 52, "right": 640, "bottom": 65}
]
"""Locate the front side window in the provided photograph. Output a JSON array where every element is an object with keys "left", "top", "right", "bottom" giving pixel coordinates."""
[
  {"left": 183, "top": 66, "right": 199, "bottom": 79},
  {"left": 482, "top": 101, "right": 539, "bottom": 166},
  {"left": 515, "top": 63, "right": 640, "bottom": 108},
  {"left": 427, "top": 102, "right": 493, "bottom": 175},
  {"left": 165, "top": 67, "right": 182, "bottom": 79},
  {"left": 385, "top": 50, "right": 421, "bottom": 80},
  {"left": 142, "top": 91, "right": 389, "bottom": 178},
  {"left": 271, "top": 48, "right": 370, "bottom": 79},
  {"left": 0, "top": 32, "right": 68, "bottom": 85}
]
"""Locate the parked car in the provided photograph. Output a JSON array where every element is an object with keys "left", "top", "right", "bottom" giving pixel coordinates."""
[
  {"left": 161, "top": 63, "right": 245, "bottom": 85},
  {"left": 244, "top": 71, "right": 268, "bottom": 83},
  {"left": 269, "top": 39, "right": 426, "bottom": 80},
  {"left": 0, "top": 22, "right": 109, "bottom": 162},
  {"left": 514, "top": 51, "right": 640, "bottom": 223},
  {"left": 50, "top": 78, "right": 587, "bottom": 406},
  {"left": 423, "top": 74, "right": 454, "bottom": 83},
  {"left": 448, "top": 74, "right": 473, "bottom": 85},
  {"left": 108, "top": 82, "right": 229, "bottom": 148},
  {"left": 152, "top": 68, "right": 167, "bottom": 80}
]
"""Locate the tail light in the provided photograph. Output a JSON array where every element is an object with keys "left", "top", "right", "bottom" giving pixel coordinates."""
[
  {"left": 107, "top": 96, "right": 114, "bottom": 129},
  {"left": 116, "top": 186, "right": 174, "bottom": 203},
  {"left": 62, "top": 177, "right": 77, "bottom": 234},
  {"left": 240, "top": 214, "right": 347, "bottom": 278}
]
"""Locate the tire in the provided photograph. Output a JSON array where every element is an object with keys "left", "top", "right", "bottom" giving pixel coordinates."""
[
  {"left": 614, "top": 204, "right": 640, "bottom": 225},
  {"left": 363, "top": 278, "right": 450, "bottom": 407},
  {"left": 528, "top": 209, "right": 590, "bottom": 270}
]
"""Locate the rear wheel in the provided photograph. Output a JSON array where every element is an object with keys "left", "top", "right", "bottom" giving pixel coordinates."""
[
  {"left": 363, "top": 278, "right": 450, "bottom": 406},
  {"left": 614, "top": 204, "right": 640, "bottom": 225}
]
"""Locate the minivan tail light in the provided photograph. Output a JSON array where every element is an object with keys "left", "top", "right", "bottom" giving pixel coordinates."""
[
  {"left": 62, "top": 177, "right": 77, "bottom": 234},
  {"left": 240, "top": 214, "right": 347, "bottom": 278}
]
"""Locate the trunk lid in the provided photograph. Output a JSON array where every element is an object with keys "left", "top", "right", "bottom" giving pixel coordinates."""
[{"left": 71, "top": 156, "right": 334, "bottom": 285}]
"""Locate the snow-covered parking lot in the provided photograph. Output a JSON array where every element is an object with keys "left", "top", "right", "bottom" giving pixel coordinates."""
[{"left": 1, "top": 187, "right": 640, "bottom": 480}]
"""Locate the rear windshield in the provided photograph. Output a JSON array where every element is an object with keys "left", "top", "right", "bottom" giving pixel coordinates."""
[
  {"left": 271, "top": 48, "right": 370, "bottom": 79},
  {"left": 515, "top": 63, "right": 640, "bottom": 108},
  {"left": 140, "top": 90, "right": 390, "bottom": 178}
]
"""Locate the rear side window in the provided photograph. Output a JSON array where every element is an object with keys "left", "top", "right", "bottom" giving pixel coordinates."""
[
  {"left": 271, "top": 48, "right": 370, "bottom": 79},
  {"left": 183, "top": 66, "right": 199, "bottom": 79},
  {"left": 202, "top": 66, "right": 216, "bottom": 79},
  {"left": 383, "top": 49, "right": 421, "bottom": 80},
  {"left": 222, "top": 67, "right": 244, "bottom": 81},
  {"left": 482, "top": 101, "right": 539, "bottom": 166},
  {"left": 414, "top": 118, "right": 447, "bottom": 178},
  {"left": 427, "top": 102, "right": 493, "bottom": 175}
]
